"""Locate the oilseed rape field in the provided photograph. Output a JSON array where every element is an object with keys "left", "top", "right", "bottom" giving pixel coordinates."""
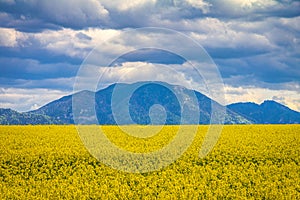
[{"left": 0, "top": 125, "right": 299, "bottom": 199}]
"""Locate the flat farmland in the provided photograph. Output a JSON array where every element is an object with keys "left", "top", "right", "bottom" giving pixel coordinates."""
[{"left": 0, "top": 125, "right": 299, "bottom": 199}]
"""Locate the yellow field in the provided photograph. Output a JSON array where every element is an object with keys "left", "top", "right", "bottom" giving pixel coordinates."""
[{"left": 0, "top": 125, "right": 299, "bottom": 199}]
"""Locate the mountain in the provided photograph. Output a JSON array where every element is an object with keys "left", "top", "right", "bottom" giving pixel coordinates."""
[
  {"left": 1, "top": 82, "right": 299, "bottom": 125},
  {"left": 28, "top": 82, "right": 251, "bottom": 125},
  {"left": 228, "top": 100, "right": 300, "bottom": 124},
  {"left": 0, "top": 108, "right": 58, "bottom": 125}
]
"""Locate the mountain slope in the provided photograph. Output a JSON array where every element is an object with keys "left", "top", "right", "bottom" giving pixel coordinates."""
[
  {"left": 2, "top": 82, "right": 299, "bottom": 125},
  {"left": 29, "top": 82, "right": 251, "bottom": 125},
  {"left": 28, "top": 90, "right": 95, "bottom": 124},
  {"left": 228, "top": 100, "right": 300, "bottom": 124},
  {"left": 0, "top": 108, "right": 57, "bottom": 125}
]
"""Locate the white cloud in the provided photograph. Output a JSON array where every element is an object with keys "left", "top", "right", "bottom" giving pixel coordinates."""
[
  {"left": 185, "top": 0, "right": 211, "bottom": 13},
  {"left": 185, "top": 18, "right": 274, "bottom": 50},
  {"left": 101, "top": 0, "right": 156, "bottom": 11},
  {"left": 0, "top": 28, "right": 27, "bottom": 47},
  {"left": 74, "top": 62, "right": 197, "bottom": 92},
  {"left": 226, "top": 0, "right": 277, "bottom": 9},
  {"left": 194, "top": 29, "right": 268, "bottom": 49},
  {"left": 0, "top": 88, "right": 69, "bottom": 112},
  {"left": 225, "top": 84, "right": 300, "bottom": 111},
  {"left": 32, "top": 28, "right": 91, "bottom": 58},
  {"left": 0, "top": 20, "right": 275, "bottom": 62},
  {"left": 208, "top": 0, "right": 279, "bottom": 16},
  {"left": 141, "top": 17, "right": 275, "bottom": 53},
  {"left": 99, "top": 62, "right": 190, "bottom": 85},
  {"left": 74, "top": 60, "right": 226, "bottom": 104},
  {"left": 280, "top": 16, "right": 300, "bottom": 32},
  {"left": 100, "top": 0, "right": 211, "bottom": 14},
  {"left": 0, "top": 17, "right": 287, "bottom": 63},
  {"left": 4, "top": 28, "right": 122, "bottom": 59}
]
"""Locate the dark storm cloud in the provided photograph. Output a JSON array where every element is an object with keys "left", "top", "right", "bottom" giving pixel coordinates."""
[
  {"left": 0, "top": 11, "right": 61, "bottom": 32},
  {"left": 0, "top": 0, "right": 299, "bottom": 31},
  {"left": 215, "top": 53, "right": 300, "bottom": 85},
  {"left": 0, "top": 56, "right": 78, "bottom": 91},
  {"left": 206, "top": 47, "right": 270, "bottom": 59},
  {"left": 246, "top": 54, "right": 300, "bottom": 84},
  {"left": 0, "top": 76, "right": 74, "bottom": 90},
  {"left": 205, "top": 0, "right": 300, "bottom": 19},
  {"left": 0, "top": 57, "right": 79, "bottom": 80},
  {"left": 0, "top": 0, "right": 109, "bottom": 31},
  {"left": 0, "top": 46, "right": 82, "bottom": 65}
]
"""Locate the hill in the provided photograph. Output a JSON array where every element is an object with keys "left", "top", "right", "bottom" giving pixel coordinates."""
[
  {"left": 28, "top": 82, "right": 251, "bottom": 124},
  {"left": 1, "top": 82, "right": 299, "bottom": 125},
  {"left": 0, "top": 108, "right": 58, "bottom": 125},
  {"left": 228, "top": 100, "right": 300, "bottom": 124}
]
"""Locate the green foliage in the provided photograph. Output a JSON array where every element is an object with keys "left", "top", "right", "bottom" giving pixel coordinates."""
[{"left": 0, "top": 109, "right": 59, "bottom": 125}]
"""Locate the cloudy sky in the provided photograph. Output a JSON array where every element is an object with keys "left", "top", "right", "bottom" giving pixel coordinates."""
[{"left": 0, "top": 0, "right": 299, "bottom": 112}]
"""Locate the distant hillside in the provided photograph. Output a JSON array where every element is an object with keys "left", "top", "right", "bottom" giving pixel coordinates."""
[
  {"left": 1, "top": 82, "right": 299, "bottom": 125},
  {"left": 228, "top": 100, "right": 300, "bottom": 124},
  {"left": 0, "top": 108, "right": 58, "bottom": 125},
  {"left": 28, "top": 93, "right": 77, "bottom": 124},
  {"left": 28, "top": 82, "right": 251, "bottom": 125}
]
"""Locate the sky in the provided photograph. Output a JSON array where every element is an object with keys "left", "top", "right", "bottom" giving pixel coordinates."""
[{"left": 0, "top": 0, "right": 299, "bottom": 112}]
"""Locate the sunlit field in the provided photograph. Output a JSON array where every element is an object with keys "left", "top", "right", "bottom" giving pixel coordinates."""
[{"left": 0, "top": 125, "right": 299, "bottom": 199}]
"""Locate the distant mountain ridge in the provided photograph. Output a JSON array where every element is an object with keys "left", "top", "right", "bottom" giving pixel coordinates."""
[
  {"left": 0, "top": 82, "right": 299, "bottom": 125},
  {"left": 29, "top": 82, "right": 251, "bottom": 125},
  {"left": 0, "top": 108, "right": 59, "bottom": 125},
  {"left": 228, "top": 100, "right": 300, "bottom": 124}
]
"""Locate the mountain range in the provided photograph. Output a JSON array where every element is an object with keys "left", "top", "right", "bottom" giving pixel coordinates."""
[{"left": 0, "top": 82, "right": 299, "bottom": 125}]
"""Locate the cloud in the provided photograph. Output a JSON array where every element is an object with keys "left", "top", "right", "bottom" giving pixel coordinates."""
[
  {"left": 75, "top": 61, "right": 200, "bottom": 92},
  {"left": 215, "top": 53, "right": 300, "bottom": 86},
  {"left": 206, "top": 0, "right": 300, "bottom": 19},
  {"left": 1, "top": 0, "right": 15, "bottom": 5},
  {"left": 0, "top": 0, "right": 109, "bottom": 30},
  {"left": 0, "top": 0, "right": 299, "bottom": 113},
  {"left": 0, "top": 57, "right": 78, "bottom": 91},
  {"left": 0, "top": 57, "right": 78, "bottom": 80},
  {"left": 75, "top": 32, "right": 92, "bottom": 41},
  {"left": 0, "top": 27, "right": 121, "bottom": 64},
  {"left": 187, "top": 19, "right": 274, "bottom": 58},
  {"left": 279, "top": 16, "right": 300, "bottom": 32},
  {"left": 3, "top": 60, "right": 298, "bottom": 112},
  {"left": 2, "top": 24, "right": 297, "bottom": 89},
  {"left": 101, "top": 0, "right": 156, "bottom": 11},
  {"left": 0, "top": 88, "right": 69, "bottom": 112},
  {"left": 185, "top": 0, "right": 211, "bottom": 13},
  {"left": 100, "top": 62, "right": 199, "bottom": 87},
  {"left": 0, "top": 22, "right": 299, "bottom": 90},
  {"left": 0, "top": 77, "right": 75, "bottom": 91},
  {"left": 111, "top": 48, "right": 186, "bottom": 65},
  {"left": 0, "top": 0, "right": 299, "bottom": 31},
  {"left": 224, "top": 84, "right": 300, "bottom": 112},
  {"left": 0, "top": 27, "right": 26, "bottom": 47},
  {"left": 152, "top": 16, "right": 299, "bottom": 58},
  {"left": 74, "top": 59, "right": 227, "bottom": 103}
]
